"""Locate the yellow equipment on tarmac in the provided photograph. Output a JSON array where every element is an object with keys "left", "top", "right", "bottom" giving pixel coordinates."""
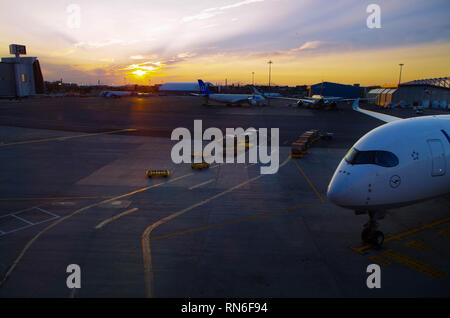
[
  {"left": 191, "top": 162, "right": 211, "bottom": 170},
  {"left": 146, "top": 170, "right": 170, "bottom": 178}
]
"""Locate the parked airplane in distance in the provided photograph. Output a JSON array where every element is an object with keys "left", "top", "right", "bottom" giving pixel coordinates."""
[
  {"left": 252, "top": 87, "right": 281, "bottom": 98},
  {"left": 100, "top": 91, "right": 135, "bottom": 98},
  {"left": 194, "top": 80, "right": 266, "bottom": 106},
  {"left": 280, "top": 95, "right": 365, "bottom": 110},
  {"left": 327, "top": 99, "right": 450, "bottom": 247}
]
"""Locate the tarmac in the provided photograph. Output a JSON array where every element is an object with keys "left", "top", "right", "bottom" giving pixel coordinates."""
[{"left": 0, "top": 96, "right": 448, "bottom": 297}]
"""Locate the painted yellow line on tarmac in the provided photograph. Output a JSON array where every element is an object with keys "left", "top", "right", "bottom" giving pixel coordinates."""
[
  {"left": 142, "top": 155, "right": 291, "bottom": 298},
  {"left": 188, "top": 179, "right": 215, "bottom": 190},
  {"left": 350, "top": 216, "right": 450, "bottom": 254},
  {"left": 0, "top": 128, "right": 137, "bottom": 147},
  {"left": 438, "top": 228, "right": 450, "bottom": 238},
  {"left": 381, "top": 249, "right": 447, "bottom": 279},
  {"left": 405, "top": 240, "right": 431, "bottom": 251},
  {"left": 142, "top": 174, "right": 267, "bottom": 298},
  {"left": 95, "top": 208, "right": 139, "bottom": 229},
  {"left": 0, "top": 171, "right": 196, "bottom": 290},
  {"left": 292, "top": 160, "right": 325, "bottom": 203},
  {"left": 368, "top": 255, "right": 391, "bottom": 266}
]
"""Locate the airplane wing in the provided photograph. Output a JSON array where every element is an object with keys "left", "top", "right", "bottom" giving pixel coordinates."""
[
  {"left": 341, "top": 97, "right": 375, "bottom": 102},
  {"left": 275, "top": 97, "right": 317, "bottom": 104},
  {"left": 352, "top": 98, "right": 401, "bottom": 123}
]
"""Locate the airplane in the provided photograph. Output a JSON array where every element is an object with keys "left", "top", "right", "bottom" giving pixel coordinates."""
[
  {"left": 194, "top": 80, "right": 266, "bottom": 106},
  {"left": 327, "top": 99, "right": 450, "bottom": 247},
  {"left": 100, "top": 91, "right": 135, "bottom": 98},
  {"left": 251, "top": 87, "right": 281, "bottom": 98},
  {"left": 279, "top": 95, "right": 362, "bottom": 110}
]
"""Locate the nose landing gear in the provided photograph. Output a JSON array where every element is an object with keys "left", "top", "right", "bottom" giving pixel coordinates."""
[{"left": 360, "top": 211, "right": 385, "bottom": 249}]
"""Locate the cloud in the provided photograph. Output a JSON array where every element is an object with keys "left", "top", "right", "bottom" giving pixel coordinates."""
[
  {"left": 74, "top": 39, "right": 143, "bottom": 49},
  {"left": 120, "top": 61, "right": 163, "bottom": 72},
  {"left": 41, "top": 63, "right": 120, "bottom": 84},
  {"left": 246, "top": 40, "right": 336, "bottom": 59},
  {"left": 118, "top": 51, "right": 197, "bottom": 76},
  {"left": 182, "top": 0, "right": 264, "bottom": 22},
  {"left": 75, "top": 39, "right": 124, "bottom": 48},
  {"left": 177, "top": 52, "right": 197, "bottom": 58},
  {"left": 294, "top": 41, "right": 328, "bottom": 51},
  {"left": 182, "top": 11, "right": 222, "bottom": 23},
  {"left": 220, "top": 0, "right": 264, "bottom": 10}
]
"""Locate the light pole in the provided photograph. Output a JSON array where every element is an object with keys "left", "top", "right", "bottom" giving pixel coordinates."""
[
  {"left": 268, "top": 60, "right": 273, "bottom": 92},
  {"left": 252, "top": 72, "right": 255, "bottom": 86},
  {"left": 398, "top": 63, "right": 404, "bottom": 85}
]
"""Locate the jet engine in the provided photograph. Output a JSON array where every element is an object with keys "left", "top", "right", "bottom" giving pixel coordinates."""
[{"left": 248, "top": 97, "right": 258, "bottom": 106}]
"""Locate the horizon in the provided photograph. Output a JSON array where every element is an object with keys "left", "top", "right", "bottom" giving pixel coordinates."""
[{"left": 1, "top": 0, "right": 449, "bottom": 86}]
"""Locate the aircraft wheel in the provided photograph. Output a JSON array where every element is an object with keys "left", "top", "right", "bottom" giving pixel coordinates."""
[
  {"left": 361, "top": 228, "right": 371, "bottom": 243},
  {"left": 370, "top": 231, "right": 384, "bottom": 249}
]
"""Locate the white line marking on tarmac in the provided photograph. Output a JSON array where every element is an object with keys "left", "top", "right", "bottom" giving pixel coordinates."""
[
  {"left": 11, "top": 215, "right": 34, "bottom": 225},
  {"left": 0, "top": 128, "right": 137, "bottom": 147},
  {"left": 168, "top": 173, "right": 195, "bottom": 183},
  {"left": 0, "top": 207, "right": 35, "bottom": 219},
  {"left": 0, "top": 182, "right": 163, "bottom": 288},
  {"left": 188, "top": 179, "right": 215, "bottom": 190},
  {"left": 35, "top": 207, "right": 60, "bottom": 218},
  {"left": 1, "top": 224, "right": 33, "bottom": 235},
  {"left": 142, "top": 155, "right": 291, "bottom": 298},
  {"left": 0, "top": 172, "right": 196, "bottom": 288},
  {"left": 0, "top": 208, "right": 60, "bottom": 237},
  {"left": 95, "top": 208, "right": 139, "bottom": 229}
]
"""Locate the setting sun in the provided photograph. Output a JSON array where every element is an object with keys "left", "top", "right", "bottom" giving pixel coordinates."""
[{"left": 132, "top": 69, "right": 147, "bottom": 76}]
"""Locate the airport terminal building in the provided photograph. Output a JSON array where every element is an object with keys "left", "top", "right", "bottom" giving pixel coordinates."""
[{"left": 0, "top": 45, "right": 44, "bottom": 98}]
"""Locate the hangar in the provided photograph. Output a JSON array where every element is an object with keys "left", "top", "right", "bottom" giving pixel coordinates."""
[
  {"left": 368, "top": 77, "right": 449, "bottom": 109},
  {"left": 0, "top": 44, "right": 44, "bottom": 98},
  {"left": 310, "top": 81, "right": 360, "bottom": 98}
]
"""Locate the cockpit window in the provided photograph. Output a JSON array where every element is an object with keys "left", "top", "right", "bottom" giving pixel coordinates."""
[{"left": 344, "top": 147, "right": 399, "bottom": 167}]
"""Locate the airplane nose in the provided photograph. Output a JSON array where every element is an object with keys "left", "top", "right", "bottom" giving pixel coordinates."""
[
  {"left": 327, "top": 176, "right": 345, "bottom": 205},
  {"left": 327, "top": 166, "right": 365, "bottom": 208}
]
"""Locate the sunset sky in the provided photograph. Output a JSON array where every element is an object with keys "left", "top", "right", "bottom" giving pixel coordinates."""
[{"left": 0, "top": 0, "right": 449, "bottom": 86}]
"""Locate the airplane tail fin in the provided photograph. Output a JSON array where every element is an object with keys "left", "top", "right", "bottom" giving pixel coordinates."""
[
  {"left": 252, "top": 86, "right": 263, "bottom": 95},
  {"left": 198, "top": 79, "right": 211, "bottom": 95}
]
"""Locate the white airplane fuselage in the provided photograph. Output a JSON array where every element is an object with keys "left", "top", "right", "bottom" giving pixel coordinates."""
[
  {"left": 263, "top": 93, "right": 281, "bottom": 98},
  {"left": 327, "top": 115, "right": 450, "bottom": 211},
  {"left": 207, "top": 94, "right": 266, "bottom": 106},
  {"left": 100, "top": 91, "right": 134, "bottom": 98}
]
